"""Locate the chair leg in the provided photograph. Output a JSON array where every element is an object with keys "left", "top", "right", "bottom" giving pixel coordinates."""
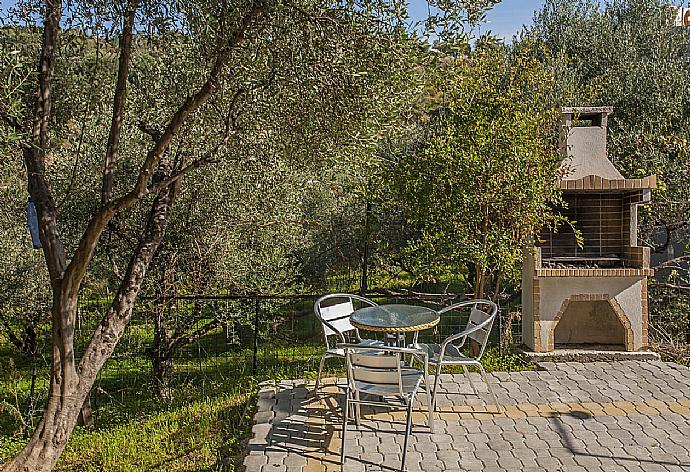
[
  {"left": 341, "top": 388, "right": 350, "bottom": 468},
  {"left": 354, "top": 390, "right": 361, "bottom": 426},
  {"left": 401, "top": 394, "right": 415, "bottom": 472},
  {"left": 478, "top": 363, "right": 501, "bottom": 412},
  {"left": 462, "top": 365, "right": 478, "bottom": 396},
  {"left": 431, "top": 363, "right": 442, "bottom": 414},
  {"left": 424, "top": 367, "right": 434, "bottom": 433},
  {"left": 313, "top": 353, "right": 327, "bottom": 396}
]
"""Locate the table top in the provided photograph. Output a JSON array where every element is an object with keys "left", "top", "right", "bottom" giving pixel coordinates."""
[{"left": 350, "top": 304, "right": 440, "bottom": 333}]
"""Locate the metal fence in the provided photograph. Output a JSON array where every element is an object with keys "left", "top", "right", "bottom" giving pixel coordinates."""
[
  {"left": 83, "top": 291, "right": 516, "bottom": 380},
  {"left": 648, "top": 284, "right": 690, "bottom": 344},
  {"left": 5, "top": 285, "right": 686, "bottom": 431},
  {"left": 68, "top": 292, "right": 519, "bottom": 423}
]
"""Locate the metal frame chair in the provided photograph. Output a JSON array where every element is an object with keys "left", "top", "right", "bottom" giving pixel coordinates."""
[
  {"left": 312, "top": 293, "right": 383, "bottom": 395},
  {"left": 412, "top": 299, "right": 500, "bottom": 414},
  {"left": 338, "top": 343, "right": 433, "bottom": 472}
]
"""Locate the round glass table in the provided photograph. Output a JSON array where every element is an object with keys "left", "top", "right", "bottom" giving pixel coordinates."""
[{"left": 350, "top": 304, "right": 439, "bottom": 341}]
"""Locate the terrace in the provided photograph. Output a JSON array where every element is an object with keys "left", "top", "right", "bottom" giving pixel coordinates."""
[{"left": 245, "top": 361, "right": 690, "bottom": 471}]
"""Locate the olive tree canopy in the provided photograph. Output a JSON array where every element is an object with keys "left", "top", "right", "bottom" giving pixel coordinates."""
[{"left": 0, "top": 1, "right": 496, "bottom": 469}]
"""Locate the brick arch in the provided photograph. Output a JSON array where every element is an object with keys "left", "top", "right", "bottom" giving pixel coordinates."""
[{"left": 547, "top": 294, "right": 633, "bottom": 351}]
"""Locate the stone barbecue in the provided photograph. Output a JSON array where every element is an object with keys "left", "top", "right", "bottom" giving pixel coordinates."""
[{"left": 522, "top": 107, "right": 656, "bottom": 353}]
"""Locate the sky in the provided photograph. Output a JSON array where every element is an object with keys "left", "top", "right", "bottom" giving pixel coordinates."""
[
  {"left": 408, "top": 0, "right": 546, "bottom": 42},
  {"left": 0, "top": 0, "right": 545, "bottom": 42}
]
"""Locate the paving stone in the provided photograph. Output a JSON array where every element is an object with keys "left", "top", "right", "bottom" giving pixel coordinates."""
[
  {"left": 458, "top": 459, "right": 484, "bottom": 470},
  {"left": 262, "top": 464, "right": 287, "bottom": 472},
  {"left": 244, "top": 453, "right": 269, "bottom": 470},
  {"left": 243, "top": 361, "right": 690, "bottom": 472}
]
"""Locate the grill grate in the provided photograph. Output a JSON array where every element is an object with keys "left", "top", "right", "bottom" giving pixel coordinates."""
[{"left": 539, "top": 193, "right": 625, "bottom": 265}]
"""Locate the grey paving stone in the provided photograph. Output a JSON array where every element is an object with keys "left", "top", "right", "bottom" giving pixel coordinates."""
[
  {"left": 244, "top": 361, "right": 690, "bottom": 472},
  {"left": 496, "top": 457, "right": 522, "bottom": 469},
  {"left": 261, "top": 464, "right": 287, "bottom": 472},
  {"left": 244, "top": 453, "right": 269, "bottom": 470},
  {"left": 457, "top": 459, "right": 484, "bottom": 470},
  {"left": 473, "top": 449, "right": 499, "bottom": 461}
]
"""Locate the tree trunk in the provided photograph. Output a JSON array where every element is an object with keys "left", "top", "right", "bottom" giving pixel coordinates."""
[
  {"left": 4, "top": 2, "right": 264, "bottom": 468},
  {"left": 152, "top": 352, "right": 174, "bottom": 398},
  {"left": 4, "top": 297, "right": 86, "bottom": 471},
  {"left": 9, "top": 391, "right": 85, "bottom": 471},
  {"left": 4, "top": 181, "right": 180, "bottom": 471},
  {"left": 473, "top": 263, "right": 486, "bottom": 299}
]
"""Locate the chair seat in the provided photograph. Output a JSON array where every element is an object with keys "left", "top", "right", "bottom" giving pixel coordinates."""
[
  {"left": 326, "top": 338, "right": 383, "bottom": 357},
  {"left": 414, "top": 342, "right": 475, "bottom": 365},
  {"left": 353, "top": 368, "right": 424, "bottom": 397}
]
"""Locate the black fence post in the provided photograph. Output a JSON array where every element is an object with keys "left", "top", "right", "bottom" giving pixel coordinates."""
[
  {"left": 360, "top": 200, "right": 372, "bottom": 295},
  {"left": 498, "top": 301, "right": 503, "bottom": 356},
  {"left": 252, "top": 297, "right": 260, "bottom": 376}
]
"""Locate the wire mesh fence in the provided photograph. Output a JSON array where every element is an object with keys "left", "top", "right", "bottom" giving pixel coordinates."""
[
  {"left": 648, "top": 284, "right": 690, "bottom": 345},
  {"left": 1, "top": 291, "right": 524, "bottom": 427},
  {"left": 3, "top": 285, "right": 687, "bottom": 430}
]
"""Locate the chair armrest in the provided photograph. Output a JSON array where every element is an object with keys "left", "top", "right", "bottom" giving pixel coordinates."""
[
  {"left": 336, "top": 343, "right": 428, "bottom": 361},
  {"left": 345, "top": 294, "right": 379, "bottom": 307},
  {"left": 315, "top": 293, "right": 379, "bottom": 307},
  {"left": 436, "top": 298, "right": 497, "bottom": 356},
  {"left": 437, "top": 298, "right": 494, "bottom": 316}
]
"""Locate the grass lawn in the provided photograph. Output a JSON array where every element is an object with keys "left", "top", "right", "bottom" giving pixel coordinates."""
[{"left": 0, "top": 324, "right": 329, "bottom": 472}]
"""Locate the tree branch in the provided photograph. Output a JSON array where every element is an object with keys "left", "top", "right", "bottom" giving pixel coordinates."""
[
  {"left": 655, "top": 255, "right": 690, "bottom": 270},
  {"left": 24, "top": 0, "right": 67, "bottom": 287},
  {"left": 650, "top": 282, "right": 690, "bottom": 293},
  {"left": 61, "top": 3, "right": 267, "bottom": 300},
  {"left": 120, "top": 3, "right": 265, "bottom": 208},
  {"left": 169, "top": 318, "right": 224, "bottom": 354},
  {"left": 143, "top": 112, "right": 238, "bottom": 194},
  {"left": 101, "top": 0, "right": 140, "bottom": 206},
  {"left": 77, "top": 170, "right": 181, "bottom": 381}
]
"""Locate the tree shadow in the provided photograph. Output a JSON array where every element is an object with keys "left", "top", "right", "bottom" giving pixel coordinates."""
[{"left": 547, "top": 410, "right": 690, "bottom": 468}]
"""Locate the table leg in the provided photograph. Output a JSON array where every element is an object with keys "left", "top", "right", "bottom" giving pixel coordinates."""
[{"left": 384, "top": 332, "right": 406, "bottom": 347}]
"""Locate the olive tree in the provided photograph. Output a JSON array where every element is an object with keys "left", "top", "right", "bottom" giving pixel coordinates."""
[
  {"left": 376, "top": 43, "right": 564, "bottom": 299},
  {"left": 0, "top": 0, "right": 495, "bottom": 469}
]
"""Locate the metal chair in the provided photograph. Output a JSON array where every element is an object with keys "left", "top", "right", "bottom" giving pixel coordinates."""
[
  {"left": 412, "top": 299, "right": 500, "bottom": 414},
  {"left": 312, "top": 293, "right": 383, "bottom": 395},
  {"left": 338, "top": 343, "right": 433, "bottom": 472}
]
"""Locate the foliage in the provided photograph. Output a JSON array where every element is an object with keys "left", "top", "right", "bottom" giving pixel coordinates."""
[
  {"left": 477, "top": 347, "right": 536, "bottom": 373},
  {"left": 374, "top": 43, "right": 564, "bottom": 297},
  {"left": 528, "top": 0, "right": 690, "bottom": 258},
  {"left": 0, "top": 27, "right": 51, "bottom": 359}
]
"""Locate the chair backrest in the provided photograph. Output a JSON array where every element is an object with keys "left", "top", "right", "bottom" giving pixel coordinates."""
[
  {"left": 345, "top": 348, "right": 404, "bottom": 396},
  {"left": 467, "top": 307, "right": 493, "bottom": 345},
  {"left": 465, "top": 301, "right": 497, "bottom": 359},
  {"left": 438, "top": 299, "right": 497, "bottom": 361},
  {"left": 320, "top": 300, "right": 355, "bottom": 338},
  {"left": 314, "top": 294, "right": 377, "bottom": 349}
]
